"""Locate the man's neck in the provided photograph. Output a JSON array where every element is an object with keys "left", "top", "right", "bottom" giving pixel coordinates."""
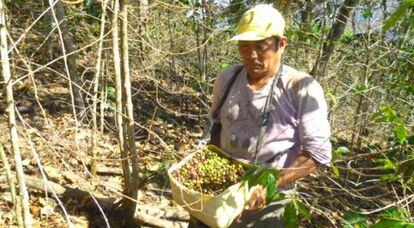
[{"left": 247, "top": 64, "right": 281, "bottom": 90}]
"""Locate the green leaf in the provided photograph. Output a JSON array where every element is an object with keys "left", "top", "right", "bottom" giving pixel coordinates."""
[
  {"left": 362, "top": 8, "right": 373, "bottom": 19},
  {"left": 380, "top": 174, "right": 398, "bottom": 182},
  {"left": 378, "top": 105, "right": 397, "bottom": 122},
  {"left": 383, "top": 1, "right": 413, "bottom": 32},
  {"left": 296, "top": 200, "right": 310, "bottom": 222},
  {"left": 371, "top": 218, "right": 407, "bottom": 228},
  {"left": 190, "top": 81, "right": 209, "bottom": 91},
  {"left": 380, "top": 207, "right": 410, "bottom": 220},
  {"left": 327, "top": 92, "right": 338, "bottom": 108},
  {"left": 242, "top": 167, "right": 280, "bottom": 202},
  {"left": 241, "top": 166, "right": 258, "bottom": 181},
  {"left": 371, "top": 105, "right": 408, "bottom": 145},
  {"left": 407, "top": 135, "right": 414, "bottom": 145},
  {"left": 353, "top": 84, "right": 368, "bottom": 94},
  {"left": 342, "top": 211, "right": 368, "bottom": 227},
  {"left": 245, "top": 167, "right": 279, "bottom": 188},
  {"left": 241, "top": 166, "right": 260, "bottom": 187},
  {"left": 376, "top": 158, "right": 398, "bottom": 170},
  {"left": 264, "top": 173, "right": 277, "bottom": 203},
  {"left": 284, "top": 201, "right": 299, "bottom": 228},
  {"left": 395, "top": 124, "right": 407, "bottom": 144},
  {"left": 220, "top": 63, "right": 230, "bottom": 69},
  {"left": 107, "top": 86, "right": 116, "bottom": 101},
  {"left": 331, "top": 163, "right": 340, "bottom": 177},
  {"left": 395, "top": 159, "right": 414, "bottom": 182}
]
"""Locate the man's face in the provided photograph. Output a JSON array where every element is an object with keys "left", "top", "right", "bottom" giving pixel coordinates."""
[{"left": 238, "top": 37, "right": 286, "bottom": 79}]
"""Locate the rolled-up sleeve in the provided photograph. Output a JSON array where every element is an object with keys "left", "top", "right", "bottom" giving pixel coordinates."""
[{"left": 292, "top": 76, "right": 332, "bottom": 165}]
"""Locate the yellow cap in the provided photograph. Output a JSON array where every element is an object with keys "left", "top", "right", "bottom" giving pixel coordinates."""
[{"left": 229, "top": 5, "right": 285, "bottom": 42}]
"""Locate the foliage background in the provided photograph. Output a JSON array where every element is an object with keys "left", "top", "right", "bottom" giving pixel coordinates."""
[{"left": 0, "top": 0, "right": 413, "bottom": 227}]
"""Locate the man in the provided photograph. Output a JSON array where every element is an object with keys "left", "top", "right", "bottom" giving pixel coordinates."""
[{"left": 206, "top": 4, "right": 332, "bottom": 227}]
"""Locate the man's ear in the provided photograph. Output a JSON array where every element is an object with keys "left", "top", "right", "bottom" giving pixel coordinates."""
[{"left": 279, "top": 36, "right": 288, "bottom": 50}]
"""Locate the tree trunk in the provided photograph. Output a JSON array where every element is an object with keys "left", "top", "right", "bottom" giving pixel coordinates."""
[
  {"left": 112, "top": 0, "right": 132, "bottom": 198},
  {"left": 120, "top": 0, "right": 140, "bottom": 219},
  {"left": 0, "top": 1, "right": 32, "bottom": 226},
  {"left": 0, "top": 145, "right": 23, "bottom": 227},
  {"left": 351, "top": 12, "right": 372, "bottom": 150},
  {"left": 91, "top": 0, "right": 110, "bottom": 175},
  {"left": 137, "top": 0, "right": 148, "bottom": 62},
  {"left": 298, "top": 0, "right": 314, "bottom": 71},
  {"left": 310, "top": 0, "right": 358, "bottom": 77},
  {"left": 49, "top": 0, "right": 85, "bottom": 116},
  {"left": 201, "top": 0, "right": 209, "bottom": 82},
  {"left": 168, "top": 11, "right": 177, "bottom": 79},
  {"left": 41, "top": 0, "right": 55, "bottom": 61},
  {"left": 192, "top": 14, "right": 202, "bottom": 80}
]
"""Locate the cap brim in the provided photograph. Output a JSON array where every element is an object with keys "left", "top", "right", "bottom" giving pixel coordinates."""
[{"left": 226, "top": 32, "right": 270, "bottom": 43}]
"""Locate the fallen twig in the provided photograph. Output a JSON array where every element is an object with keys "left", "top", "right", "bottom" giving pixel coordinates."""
[{"left": 0, "top": 174, "right": 190, "bottom": 226}]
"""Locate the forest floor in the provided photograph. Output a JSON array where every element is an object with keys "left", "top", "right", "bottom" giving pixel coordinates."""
[{"left": 0, "top": 74, "right": 406, "bottom": 227}]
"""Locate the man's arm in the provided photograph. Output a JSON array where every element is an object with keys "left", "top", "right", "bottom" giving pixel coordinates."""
[
  {"left": 276, "top": 154, "right": 317, "bottom": 188},
  {"left": 245, "top": 153, "right": 317, "bottom": 212}
]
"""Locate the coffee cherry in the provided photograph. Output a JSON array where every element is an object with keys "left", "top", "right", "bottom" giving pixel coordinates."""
[{"left": 173, "top": 148, "right": 246, "bottom": 195}]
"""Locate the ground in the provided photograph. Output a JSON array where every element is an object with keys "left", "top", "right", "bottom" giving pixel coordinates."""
[{"left": 0, "top": 74, "right": 408, "bottom": 227}]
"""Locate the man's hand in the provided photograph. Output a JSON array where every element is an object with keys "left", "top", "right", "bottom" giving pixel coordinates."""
[
  {"left": 246, "top": 185, "right": 267, "bottom": 211},
  {"left": 234, "top": 185, "right": 267, "bottom": 222}
]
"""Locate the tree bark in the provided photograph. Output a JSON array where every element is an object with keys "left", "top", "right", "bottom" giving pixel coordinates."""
[
  {"left": 352, "top": 12, "right": 373, "bottom": 150},
  {"left": 201, "top": 0, "right": 209, "bottom": 82},
  {"left": 137, "top": 0, "right": 148, "bottom": 61},
  {"left": 0, "top": 145, "right": 23, "bottom": 228},
  {"left": 120, "top": 0, "right": 140, "bottom": 219},
  {"left": 298, "top": 0, "right": 314, "bottom": 71},
  {"left": 91, "top": 0, "right": 110, "bottom": 175},
  {"left": 112, "top": 0, "right": 132, "bottom": 193},
  {"left": 50, "top": 0, "right": 85, "bottom": 116},
  {"left": 310, "top": 0, "right": 358, "bottom": 77},
  {"left": 0, "top": 1, "right": 32, "bottom": 226}
]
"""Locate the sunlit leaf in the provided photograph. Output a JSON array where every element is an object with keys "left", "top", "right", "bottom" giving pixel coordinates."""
[
  {"left": 376, "top": 158, "right": 398, "bottom": 170},
  {"left": 331, "top": 163, "right": 340, "bottom": 177},
  {"left": 284, "top": 201, "right": 298, "bottom": 228},
  {"left": 107, "top": 86, "right": 116, "bottom": 101},
  {"left": 342, "top": 211, "right": 368, "bottom": 227},
  {"left": 383, "top": 0, "right": 414, "bottom": 32},
  {"left": 242, "top": 167, "right": 280, "bottom": 203},
  {"left": 380, "top": 207, "right": 410, "bottom": 220},
  {"left": 380, "top": 174, "right": 398, "bottom": 182},
  {"left": 326, "top": 85, "right": 338, "bottom": 108},
  {"left": 353, "top": 84, "right": 368, "bottom": 94},
  {"left": 263, "top": 173, "right": 276, "bottom": 203},
  {"left": 371, "top": 218, "right": 407, "bottom": 228},
  {"left": 395, "top": 124, "right": 407, "bottom": 144},
  {"left": 220, "top": 63, "right": 230, "bottom": 69},
  {"left": 296, "top": 200, "right": 310, "bottom": 222}
]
